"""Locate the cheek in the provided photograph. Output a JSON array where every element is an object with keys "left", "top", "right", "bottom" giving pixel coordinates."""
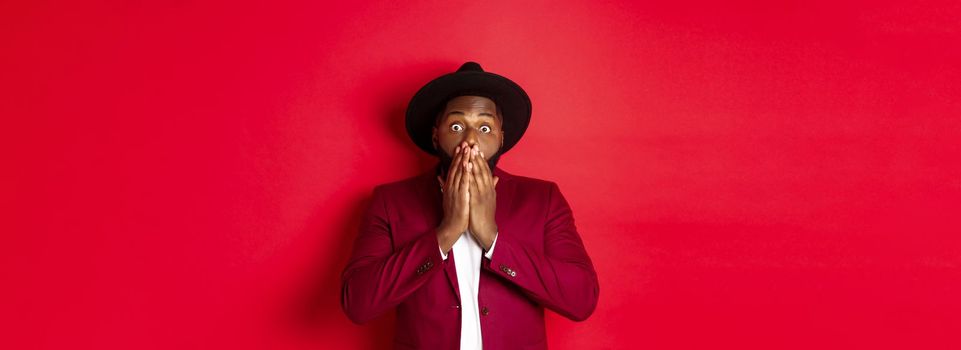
[
  {"left": 437, "top": 133, "right": 455, "bottom": 144},
  {"left": 483, "top": 134, "right": 501, "bottom": 154},
  {"left": 438, "top": 135, "right": 460, "bottom": 153}
]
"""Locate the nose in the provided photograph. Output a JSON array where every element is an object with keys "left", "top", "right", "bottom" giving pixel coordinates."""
[{"left": 461, "top": 128, "right": 480, "bottom": 148}]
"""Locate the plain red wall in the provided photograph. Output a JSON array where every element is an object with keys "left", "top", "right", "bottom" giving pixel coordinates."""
[{"left": 3, "top": 1, "right": 960, "bottom": 349}]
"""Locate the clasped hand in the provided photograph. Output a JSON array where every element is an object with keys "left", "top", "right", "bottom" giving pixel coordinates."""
[{"left": 437, "top": 142, "right": 499, "bottom": 252}]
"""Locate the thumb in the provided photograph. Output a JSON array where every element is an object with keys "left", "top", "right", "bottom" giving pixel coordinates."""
[
  {"left": 493, "top": 176, "right": 499, "bottom": 188},
  {"left": 437, "top": 175, "right": 445, "bottom": 190}
]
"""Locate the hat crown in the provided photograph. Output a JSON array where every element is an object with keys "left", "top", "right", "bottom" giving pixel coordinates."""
[
  {"left": 457, "top": 62, "right": 483, "bottom": 72},
  {"left": 405, "top": 61, "right": 531, "bottom": 157}
]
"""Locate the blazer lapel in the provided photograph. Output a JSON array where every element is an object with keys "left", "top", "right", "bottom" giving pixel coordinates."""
[
  {"left": 420, "top": 168, "right": 464, "bottom": 305},
  {"left": 444, "top": 248, "right": 461, "bottom": 306},
  {"left": 492, "top": 166, "right": 516, "bottom": 230}
]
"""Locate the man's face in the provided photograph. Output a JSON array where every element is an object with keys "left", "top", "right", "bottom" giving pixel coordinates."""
[{"left": 432, "top": 95, "right": 504, "bottom": 174}]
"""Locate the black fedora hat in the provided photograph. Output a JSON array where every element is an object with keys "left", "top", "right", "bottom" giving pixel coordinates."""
[{"left": 405, "top": 62, "right": 531, "bottom": 157}]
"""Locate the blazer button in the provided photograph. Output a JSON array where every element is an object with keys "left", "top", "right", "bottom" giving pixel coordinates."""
[{"left": 481, "top": 306, "right": 489, "bottom": 316}]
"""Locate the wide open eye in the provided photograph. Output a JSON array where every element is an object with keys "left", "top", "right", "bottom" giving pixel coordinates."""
[
  {"left": 480, "top": 125, "right": 492, "bottom": 133},
  {"left": 450, "top": 124, "right": 463, "bottom": 132}
]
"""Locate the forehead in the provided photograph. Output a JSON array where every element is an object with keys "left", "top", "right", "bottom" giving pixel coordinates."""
[{"left": 443, "top": 95, "right": 497, "bottom": 113}]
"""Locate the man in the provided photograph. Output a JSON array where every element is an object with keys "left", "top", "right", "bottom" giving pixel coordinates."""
[{"left": 341, "top": 62, "right": 599, "bottom": 350}]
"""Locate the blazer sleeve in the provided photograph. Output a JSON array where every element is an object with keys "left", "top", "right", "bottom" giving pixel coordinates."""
[
  {"left": 483, "top": 182, "right": 600, "bottom": 321},
  {"left": 340, "top": 185, "right": 445, "bottom": 325}
]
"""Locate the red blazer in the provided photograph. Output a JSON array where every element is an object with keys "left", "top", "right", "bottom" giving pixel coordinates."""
[{"left": 341, "top": 166, "right": 599, "bottom": 349}]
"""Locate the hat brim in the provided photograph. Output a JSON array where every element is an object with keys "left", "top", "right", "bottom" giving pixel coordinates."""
[{"left": 405, "top": 70, "right": 531, "bottom": 157}]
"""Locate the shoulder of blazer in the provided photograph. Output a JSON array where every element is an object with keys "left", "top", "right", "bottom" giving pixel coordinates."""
[
  {"left": 495, "top": 168, "right": 558, "bottom": 197},
  {"left": 368, "top": 172, "right": 432, "bottom": 209},
  {"left": 374, "top": 173, "right": 429, "bottom": 192}
]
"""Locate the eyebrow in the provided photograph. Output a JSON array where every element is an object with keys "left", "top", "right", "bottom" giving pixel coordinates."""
[{"left": 446, "top": 111, "right": 497, "bottom": 119}]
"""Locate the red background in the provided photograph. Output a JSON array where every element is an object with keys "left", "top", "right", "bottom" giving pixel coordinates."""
[{"left": 3, "top": 1, "right": 960, "bottom": 349}]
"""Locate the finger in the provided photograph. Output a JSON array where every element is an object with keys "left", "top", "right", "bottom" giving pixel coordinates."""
[
  {"left": 470, "top": 148, "right": 489, "bottom": 193},
  {"left": 462, "top": 160, "right": 473, "bottom": 201},
  {"left": 470, "top": 158, "right": 485, "bottom": 194},
  {"left": 446, "top": 145, "right": 460, "bottom": 172},
  {"left": 462, "top": 145, "right": 472, "bottom": 179},
  {"left": 457, "top": 145, "right": 472, "bottom": 195},
  {"left": 479, "top": 150, "right": 493, "bottom": 187},
  {"left": 452, "top": 145, "right": 468, "bottom": 177},
  {"left": 474, "top": 148, "right": 492, "bottom": 190},
  {"left": 451, "top": 147, "right": 465, "bottom": 194},
  {"left": 467, "top": 146, "right": 476, "bottom": 192},
  {"left": 446, "top": 154, "right": 460, "bottom": 193},
  {"left": 447, "top": 145, "right": 463, "bottom": 180},
  {"left": 493, "top": 176, "right": 499, "bottom": 188}
]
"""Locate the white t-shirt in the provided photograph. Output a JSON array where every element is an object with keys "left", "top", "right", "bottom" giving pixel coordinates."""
[{"left": 439, "top": 229, "right": 498, "bottom": 350}]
